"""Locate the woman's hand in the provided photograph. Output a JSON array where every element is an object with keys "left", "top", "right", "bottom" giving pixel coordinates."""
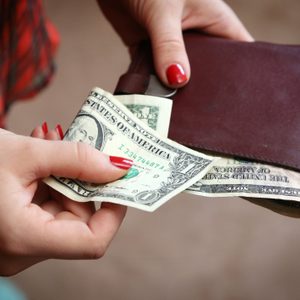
[
  {"left": 0, "top": 126, "right": 131, "bottom": 276},
  {"left": 98, "top": 0, "right": 253, "bottom": 87}
]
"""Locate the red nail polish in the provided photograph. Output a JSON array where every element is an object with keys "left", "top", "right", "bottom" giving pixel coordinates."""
[
  {"left": 110, "top": 156, "right": 133, "bottom": 170},
  {"left": 56, "top": 124, "right": 64, "bottom": 140},
  {"left": 166, "top": 64, "right": 187, "bottom": 86},
  {"left": 42, "top": 122, "right": 48, "bottom": 134}
]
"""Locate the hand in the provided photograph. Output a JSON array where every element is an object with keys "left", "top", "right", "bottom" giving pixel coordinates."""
[
  {"left": 0, "top": 126, "right": 131, "bottom": 276},
  {"left": 98, "top": 0, "right": 253, "bottom": 87}
]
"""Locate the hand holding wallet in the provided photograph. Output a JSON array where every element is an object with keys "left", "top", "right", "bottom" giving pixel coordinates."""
[{"left": 114, "top": 31, "right": 300, "bottom": 217}]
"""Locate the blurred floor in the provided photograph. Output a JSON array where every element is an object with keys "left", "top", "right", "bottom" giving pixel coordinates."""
[{"left": 7, "top": 0, "right": 300, "bottom": 299}]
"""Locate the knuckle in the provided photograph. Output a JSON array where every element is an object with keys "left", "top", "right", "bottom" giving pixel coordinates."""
[
  {"left": 74, "top": 142, "right": 90, "bottom": 164},
  {"left": 73, "top": 142, "right": 93, "bottom": 178},
  {"left": 89, "top": 241, "right": 106, "bottom": 260},
  {"left": 211, "top": 11, "right": 245, "bottom": 39},
  {"left": 153, "top": 36, "right": 184, "bottom": 53}
]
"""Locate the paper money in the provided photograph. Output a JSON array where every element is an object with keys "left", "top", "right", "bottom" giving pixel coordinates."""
[
  {"left": 187, "top": 157, "right": 300, "bottom": 201},
  {"left": 44, "top": 88, "right": 218, "bottom": 212},
  {"left": 115, "top": 94, "right": 172, "bottom": 138},
  {"left": 122, "top": 95, "right": 300, "bottom": 203}
]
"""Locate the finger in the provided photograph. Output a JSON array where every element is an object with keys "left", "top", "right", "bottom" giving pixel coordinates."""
[
  {"left": 45, "top": 124, "right": 63, "bottom": 140},
  {"left": 27, "top": 203, "right": 126, "bottom": 259},
  {"left": 25, "top": 138, "right": 133, "bottom": 183},
  {"left": 31, "top": 123, "right": 63, "bottom": 141},
  {"left": 31, "top": 125, "right": 45, "bottom": 139},
  {"left": 31, "top": 121, "right": 51, "bottom": 139},
  {"left": 145, "top": 4, "right": 190, "bottom": 88},
  {"left": 183, "top": 0, "right": 254, "bottom": 42},
  {"left": 45, "top": 129, "right": 61, "bottom": 141},
  {"left": 59, "top": 198, "right": 96, "bottom": 222},
  {"left": 41, "top": 200, "right": 64, "bottom": 216},
  {"left": 55, "top": 124, "right": 64, "bottom": 140},
  {"left": 202, "top": 6, "right": 254, "bottom": 42},
  {"left": 0, "top": 203, "right": 126, "bottom": 276},
  {"left": 89, "top": 202, "right": 127, "bottom": 246},
  {"left": 45, "top": 187, "right": 95, "bottom": 221}
]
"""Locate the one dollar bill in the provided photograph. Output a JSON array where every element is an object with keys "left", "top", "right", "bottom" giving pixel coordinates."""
[
  {"left": 187, "top": 157, "right": 300, "bottom": 202},
  {"left": 122, "top": 94, "right": 300, "bottom": 204},
  {"left": 44, "top": 88, "right": 218, "bottom": 212},
  {"left": 115, "top": 94, "right": 172, "bottom": 138}
]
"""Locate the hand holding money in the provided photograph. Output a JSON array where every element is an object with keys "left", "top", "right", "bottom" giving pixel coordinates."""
[
  {"left": 45, "top": 87, "right": 218, "bottom": 212},
  {"left": 0, "top": 128, "right": 129, "bottom": 276},
  {"left": 46, "top": 88, "right": 300, "bottom": 216}
]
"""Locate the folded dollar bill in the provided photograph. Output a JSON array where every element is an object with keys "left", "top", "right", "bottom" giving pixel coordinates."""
[
  {"left": 44, "top": 88, "right": 218, "bottom": 212},
  {"left": 44, "top": 87, "right": 300, "bottom": 216}
]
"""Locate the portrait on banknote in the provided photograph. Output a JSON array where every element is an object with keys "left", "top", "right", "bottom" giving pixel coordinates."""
[{"left": 65, "top": 113, "right": 104, "bottom": 150}]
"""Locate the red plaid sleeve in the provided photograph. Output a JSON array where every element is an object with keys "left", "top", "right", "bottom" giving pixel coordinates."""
[{"left": 0, "top": 0, "right": 59, "bottom": 128}]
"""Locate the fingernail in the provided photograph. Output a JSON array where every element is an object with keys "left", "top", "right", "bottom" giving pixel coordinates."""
[
  {"left": 55, "top": 124, "right": 64, "bottom": 140},
  {"left": 42, "top": 121, "right": 48, "bottom": 134},
  {"left": 110, "top": 156, "right": 133, "bottom": 170},
  {"left": 166, "top": 64, "right": 187, "bottom": 86}
]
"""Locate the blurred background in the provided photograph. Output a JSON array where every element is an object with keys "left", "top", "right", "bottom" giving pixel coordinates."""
[{"left": 6, "top": 0, "right": 300, "bottom": 299}]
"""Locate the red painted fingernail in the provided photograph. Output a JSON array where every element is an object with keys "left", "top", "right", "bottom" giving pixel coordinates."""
[
  {"left": 109, "top": 156, "right": 133, "bottom": 170},
  {"left": 166, "top": 64, "right": 187, "bottom": 86},
  {"left": 55, "top": 124, "right": 64, "bottom": 140},
  {"left": 42, "top": 121, "right": 48, "bottom": 134}
]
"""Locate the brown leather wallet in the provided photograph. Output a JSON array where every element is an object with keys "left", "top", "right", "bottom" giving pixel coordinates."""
[
  {"left": 114, "top": 31, "right": 300, "bottom": 217},
  {"left": 115, "top": 31, "right": 300, "bottom": 171}
]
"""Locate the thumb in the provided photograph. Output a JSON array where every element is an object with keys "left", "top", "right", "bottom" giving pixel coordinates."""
[
  {"left": 144, "top": 5, "right": 190, "bottom": 88},
  {"left": 27, "top": 138, "right": 132, "bottom": 183}
]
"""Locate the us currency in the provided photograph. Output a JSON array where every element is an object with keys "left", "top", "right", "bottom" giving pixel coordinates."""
[
  {"left": 122, "top": 96, "right": 300, "bottom": 203},
  {"left": 44, "top": 87, "right": 218, "bottom": 212},
  {"left": 115, "top": 94, "right": 172, "bottom": 138},
  {"left": 187, "top": 158, "right": 300, "bottom": 201}
]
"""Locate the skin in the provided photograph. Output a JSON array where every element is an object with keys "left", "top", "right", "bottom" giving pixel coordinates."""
[
  {"left": 0, "top": 127, "right": 127, "bottom": 276},
  {"left": 98, "top": 0, "right": 254, "bottom": 87},
  {"left": 67, "top": 117, "right": 99, "bottom": 147},
  {"left": 0, "top": 0, "right": 253, "bottom": 275}
]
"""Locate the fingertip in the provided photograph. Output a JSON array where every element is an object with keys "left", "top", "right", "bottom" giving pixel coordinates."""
[
  {"left": 101, "top": 202, "right": 127, "bottom": 219},
  {"left": 152, "top": 43, "right": 191, "bottom": 88},
  {"left": 109, "top": 156, "right": 133, "bottom": 170},
  {"left": 165, "top": 63, "right": 189, "bottom": 87},
  {"left": 245, "top": 32, "right": 255, "bottom": 42},
  {"left": 31, "top": 126, "right": 45, "bottom": 139},
  {"left": 89, "top": 202, "right": 127, "bottom": 237},
  {"left": 231, "top": 27, "right": 255, "bottom": 42},
  {"left": 148, "top": 13, "right": 190, "bottom": 88},
  {"left": 55, "top": 124, "right": 64, "bottom": 140},
  {"left": 42, "top": 121, "right": 48, "bottom": 134},
  {"left": 39, "top": 141, "right": 130, "bottom": 183},
  {"left": 45, "top": 129, "right": 61, "bottom": 140}
]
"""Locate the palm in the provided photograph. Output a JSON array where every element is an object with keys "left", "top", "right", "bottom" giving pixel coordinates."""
[{"left": 31, "top": 181, "right": 96, "bottom": 223}]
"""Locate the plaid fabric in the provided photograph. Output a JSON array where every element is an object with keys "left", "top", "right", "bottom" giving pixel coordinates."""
[{"left": 0, "top": 0, "right": 59, "bottom": 128}]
